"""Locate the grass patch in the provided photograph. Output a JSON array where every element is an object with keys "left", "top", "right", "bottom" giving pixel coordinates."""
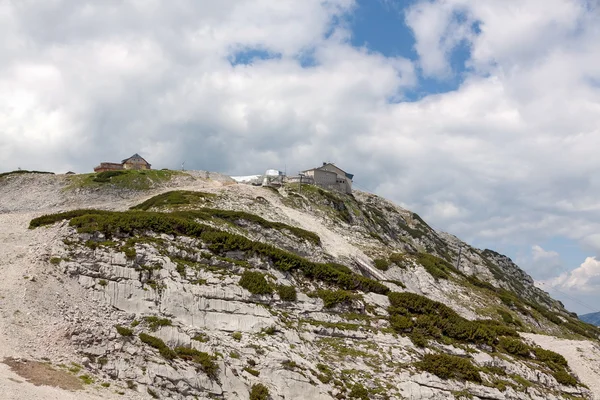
[
  {"left": 131, "top": 191, "right": 217, "bottom": 210},
  {"left": 0, "top": 170, "right": 54, "bottom": 179},
  {"left": 69, "top": 170, "right": 180, "bottom": 191},
  {"left": 79, "top": 374, "right": 94, "bottom": 384}
]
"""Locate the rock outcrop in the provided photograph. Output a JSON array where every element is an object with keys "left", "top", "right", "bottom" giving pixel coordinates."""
[{"left": 1, "top": 171, "right": 599, "bottom": 400}]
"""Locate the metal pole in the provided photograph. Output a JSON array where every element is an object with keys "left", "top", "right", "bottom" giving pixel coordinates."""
[{"left": 456, "top": 244, "right": 463, "bottom": 270}]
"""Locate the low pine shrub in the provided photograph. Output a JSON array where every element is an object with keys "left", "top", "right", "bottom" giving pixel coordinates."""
[
  {"left": 498, "top": 337, "right": 531, "bottom": 357},
  {"left": 249, "top": 383, "right": 269, "bottom": 400},
  {"left": 276, "top": 285, "right": 297, "bottom": 301},
  {"left": 29, "top": 209, "right": 389, "bottom": 297},
  {"left": 416, "top": 353, "right": 482, "bottom": 383},
  {"left": 115, "top": 325, "right": 133, "bottom": 337},
  {"left": 373, "top": 258, "right": 390, "bottom": 271},
  {"left": 552, "top": 369, "right": 577, "bottom": 386},
  {"left": 139, "top": 333, "right": 176, "bottom": 360},
  {"left": 144, "top": 316, "right": 172, "bottom": 331},
  {"left": 239, "top": 271, "right": 273, "bottom": 295},
  {"left": 316, "top": 289, "right": 357, "bottom": 308},
  {"left": 174, "top": 347, "right": 219, "bottom": 379}
]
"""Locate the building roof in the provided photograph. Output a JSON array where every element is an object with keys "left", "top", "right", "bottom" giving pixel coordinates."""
[
  {"left": 121, "top": 153, "right": 149, "bottom": 165},
  {"left": 304, "top": 162, "right": 353, "bottom": 180}
]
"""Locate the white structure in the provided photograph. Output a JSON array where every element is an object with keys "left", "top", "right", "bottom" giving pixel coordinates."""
[
  {"left": 302, "top": 162, "right": 353, "bottom": 194},
  {"left": 262, "top": 169, "right": 284, "bottom": 187}
]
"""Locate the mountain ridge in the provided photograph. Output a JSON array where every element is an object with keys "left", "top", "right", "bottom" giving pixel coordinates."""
[
  {"left": 580, "top": 312, "right": 600, "bottom": 327},
  {"left": 1, "top": 170, "right": 599, "bottom": 400}
]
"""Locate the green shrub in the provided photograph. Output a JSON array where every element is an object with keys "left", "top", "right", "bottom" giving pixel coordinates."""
[
  {"left": 115, "top": 325, "right": 133, "bottom": 337},
  {"left": 387, "top": 291, "right": 518, "bottom": 346},
  {"left": 244, "top": 367, "right": 260, "bottom": 376},
  {"left": 139, "top": 333, "right": 176, "bottom": 360},
  {"left": 232, "top": 332, "right": 242, "bottom": 341},
  {"left": 415, "top": 253, "right": 454, "bottom": 280},
  {"left": 132, "top": 194, "right": 320, "bottom": 245},
  {"left": 98, "top": 279, "right": 108, "bottom": 287},
  {"left": 249, "top": 383, "right": 269, "bottom": 400},
  {"left": 389, "top": 253, "right": 406, "bottom": 266},
  {"left": 349, "top": 383, "right": 370, "bottom": 399},
  {"left": 316, "top": 289, "right": 357, "bottom": 308},
  {"left": 131, "top": 191, "right": 216, "bottom": 210},
  {"left": 49, "top": 257, "right": 62, "bottom": 265},
  {"left": 409, "top": 332, "right": 428, "bottom": 348},
  {"left": 373, "top": 258, "right": 390, "bottom": 271},
  {"left": 416, "top": 353, "right": 482, "bottom": 383},
  {"left": 93, "top": 170, "right": 128, "bottom": 182},
  {"left": 498, "top": 337, "right": 531, "bottom": 357},
  {"left": 552, "top": 369, "right": 577, "bottom": 386},
  {"left": 389, "top": 315, "right": 414, "bottom": 332},
  {"left": 29, "top": 209, "right": 388, "bottom": 296},
  {"left": 174, "top": 347, "right": 219, "bottom": 379},
  {"left": 144, "top": 316, "right": 172, "bottom": 331},
  {"left": 276, "top": 285, "right": 297, "bottom": 301},
  {"left": 262, "top": 326, "right": 277, "bottom": 335},
  {"left": 239, "top": 271, "right": 273, "bottom": 295},
  {"left": 534, "top": 348, "right": 567, "bottom": 367},
  {"left": 79, "top": 374, "right": 94, "bottom": 384},
  {"left": 192, "top": 333, "right": 209, "bottom": 343},
  {"left": 497, "top": 309, "right": 513, "bottom": 324}
]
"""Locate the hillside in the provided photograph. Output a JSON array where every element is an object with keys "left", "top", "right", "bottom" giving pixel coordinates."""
[
  {"left": 1, "top": 170, "right": 600, "bottom": 400},
  {"left": 580, "top": 313, "right": 600, "bottom": 327}
]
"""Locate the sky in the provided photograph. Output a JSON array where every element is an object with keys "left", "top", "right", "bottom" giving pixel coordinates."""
[{"left": 1, "top": 0, "right": 599, "bottom": 314}]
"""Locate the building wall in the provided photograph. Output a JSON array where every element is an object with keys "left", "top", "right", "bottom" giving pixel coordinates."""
[
  {"left": 123, "top": 158, "right": 150, "bottom": 170},
  {"left": 94, "top": 163, "right": 124, "bottom": 173},
  {"left": 301, "top": 165, "right": 353, "bottom": 194},
  {"left": 310, "top": 169, "right": 337, "bottom": 186},
  {"left": 316, "top": 166, "right": 352, "bottom": 193}
]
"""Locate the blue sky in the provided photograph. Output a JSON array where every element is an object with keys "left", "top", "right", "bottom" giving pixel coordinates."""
[{"left": 1, "top": 0, "right": 599, "bottom": 314}]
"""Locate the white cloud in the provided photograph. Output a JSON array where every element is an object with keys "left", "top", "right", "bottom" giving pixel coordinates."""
[
  {"left": 0, "top": 0, "right": 600, "bottom": 293},
  {"left": 541, "top": 257, "right": 600, "bottom": 293},
  {"left": 404, "top": 0, "right": 476, "bottom": 78}
]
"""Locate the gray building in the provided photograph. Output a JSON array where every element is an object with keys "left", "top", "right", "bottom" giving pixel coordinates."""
[{"left": 302, "top": 162, "right": 354, "bottom": 194}]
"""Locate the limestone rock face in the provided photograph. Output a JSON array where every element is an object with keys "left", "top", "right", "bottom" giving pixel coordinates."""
[{"left": 0, "top": 172, "right": 597, "bottom": 400}]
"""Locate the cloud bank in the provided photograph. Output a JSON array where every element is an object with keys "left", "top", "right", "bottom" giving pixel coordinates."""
[{"left": 1, "top": 0, "right": 599, "bottom": 311}]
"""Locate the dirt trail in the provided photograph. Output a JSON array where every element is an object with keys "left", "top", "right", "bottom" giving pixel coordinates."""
[{"left": 523, "top": 333, "right": 600, "bottom": 399}]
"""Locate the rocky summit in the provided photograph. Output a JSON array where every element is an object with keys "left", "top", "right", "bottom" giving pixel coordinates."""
[{"left": 1, "top": 170, "right": 600, "bottom": 400}]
